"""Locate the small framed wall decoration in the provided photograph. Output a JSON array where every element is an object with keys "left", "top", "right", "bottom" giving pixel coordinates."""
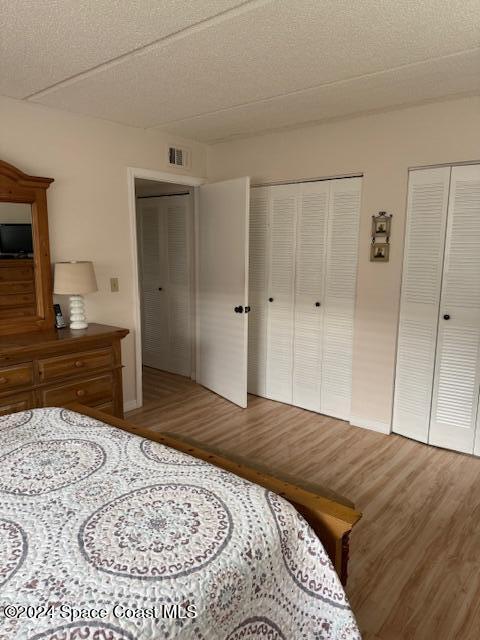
[
  {"left": 370, "top": 242, "right": 389, "bottom": 262},
  {"left": 372, "top": 215, "right": 391, "bottom": 237},
  {"left": 371, "top": 211, "right": 392, "bottom": 262}
]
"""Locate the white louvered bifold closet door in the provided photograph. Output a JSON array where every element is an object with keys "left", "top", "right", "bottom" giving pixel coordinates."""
[
  {"left": 248, "top": 187, "right": 269, "bottom": 396},
  {"left": 165, "top": 195, "right": 191, "bottom": 377},
  {"left": 138, "top": 199, "right": 169, "bottom": 370},
  {"left": 292, "top": 181, "right": 329, "bottom": 411},
  {"left": 392, "top": 167, "right": 451, "bottom": 442},
  {"left": 248, "top": 177, "right": 361, "bottom": 418},
  {"left": 321, "top": 178, "right": 362, "bottom": 420},
  {"left": 429, "top": 165, "right": 480, "bottom": 454},
  {"left": 265, "top": 184, "right": 297, "bottom": 403}
]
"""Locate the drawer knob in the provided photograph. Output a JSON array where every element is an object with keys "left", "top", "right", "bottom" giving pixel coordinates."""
[
  {"left": 0, "top": 377, "right": 6, "bottom": 385},
  {"left": 75, "top": 360, "right": 84, "bottom": 368},
  {"left": 76, "top": 389, "right": 86, "bottom": 397}
]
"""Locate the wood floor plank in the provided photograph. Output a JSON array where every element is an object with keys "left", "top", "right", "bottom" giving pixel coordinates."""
[{"left": 127, "top": 367, "right": 480, "bottom": 640}]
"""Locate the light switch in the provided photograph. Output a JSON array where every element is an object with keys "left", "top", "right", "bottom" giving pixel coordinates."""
[{"left": 110, "top": 277, "right": 119, "bottom": 292}]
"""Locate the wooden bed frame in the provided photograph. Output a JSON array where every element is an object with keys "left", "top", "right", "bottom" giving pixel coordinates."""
[{"left": 67, "top": 403, "right": 362, "bottom": 586}]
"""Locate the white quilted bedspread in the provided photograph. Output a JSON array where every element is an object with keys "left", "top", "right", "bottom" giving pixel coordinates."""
[{"left": 0, "top": 408, "right": 361, "bottom": 640}]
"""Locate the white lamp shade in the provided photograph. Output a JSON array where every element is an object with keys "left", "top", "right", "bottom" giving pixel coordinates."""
[{"left": 54, "top": 261, "right": 98, "bottom": 295}]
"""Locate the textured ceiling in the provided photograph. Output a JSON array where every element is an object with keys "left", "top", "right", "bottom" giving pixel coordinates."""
[{"left": 2, "top": 0, "right": 479, "bottom": 143}]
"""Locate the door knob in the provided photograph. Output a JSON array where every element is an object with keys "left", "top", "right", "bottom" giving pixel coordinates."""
[
  {"left": 245, "top": 306, "right": 251, "bottom": 313},
  {"left": 158, "top": 287, "right": 163, "bottom": 291},
  {"left": 268, "top": 297, "right": 274, "bottom": 302},
  {"left": 443, "top": 314, "right": 450, "bottom": 320},
  {"left": 234, "top": 305, "right": 244, "bottom": 313},
  {"left": 315, "top": 302, "right": 321, "bottom": 307}
]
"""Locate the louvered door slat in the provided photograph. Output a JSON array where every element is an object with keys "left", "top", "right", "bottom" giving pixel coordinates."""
[
  {"left": 292, "top": 181, "right": 329, "bottom": 411},
  {"left": 166, "top": 196, "right": 191, "bottom": 377},
  {"left": 248, "top": 188, "right": 269, "bottom": 396},
  {"left": 392, "top": 167, "right": 451, "bottom": 442},
  {"left": 266, "top": 185, "right": 297, "bottom": 403},
  {"left": 429, "top": 164, "right": 480, "bottom": 454},
  {"left": 321, "top": 178, "right": 361, "bottom": 420}
]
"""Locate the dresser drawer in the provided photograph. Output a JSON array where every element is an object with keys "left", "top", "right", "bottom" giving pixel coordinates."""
[
  {"left": 0, "top": 391, "right": 35, "bottom": 416},
  {"left": 38, "top": 348, "right": 114, "bottom": 383},
  {"left": 40, "top": 374, "right": 113, "bottom": 407},
  {"left": 0, "top": 362, "right": 34, "bottom": 391}
]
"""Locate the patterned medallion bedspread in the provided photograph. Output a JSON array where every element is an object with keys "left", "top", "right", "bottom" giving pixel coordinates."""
[{"left": 0, "top": 408, "right": 361, "bottom": 640}]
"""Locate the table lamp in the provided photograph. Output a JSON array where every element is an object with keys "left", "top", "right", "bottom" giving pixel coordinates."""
[{"left": 53, "top": 261, "right": 98, "bottom": 329}]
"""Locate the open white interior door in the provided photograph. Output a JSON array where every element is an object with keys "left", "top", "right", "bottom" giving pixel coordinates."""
[{"left": 197, "top": 177, "right": 250, "bottom": 407}]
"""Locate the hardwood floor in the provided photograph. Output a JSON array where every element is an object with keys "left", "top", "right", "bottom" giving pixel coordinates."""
[{"left": 127, "top": 367, "right": 480, "bottom": 640}]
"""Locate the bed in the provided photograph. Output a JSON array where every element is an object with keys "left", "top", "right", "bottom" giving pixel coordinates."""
[{"left": 0, "top": 406, "right": 362, "bottom": 639}]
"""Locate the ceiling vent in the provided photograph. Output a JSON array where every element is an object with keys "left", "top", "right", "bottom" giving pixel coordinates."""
[{"left": 167, "top": 145, "right": 190, "bottom": 169}]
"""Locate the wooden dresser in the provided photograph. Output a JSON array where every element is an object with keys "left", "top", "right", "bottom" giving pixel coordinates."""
[{"left": 0, "top": 324, "right": 129, "bottom": 418}]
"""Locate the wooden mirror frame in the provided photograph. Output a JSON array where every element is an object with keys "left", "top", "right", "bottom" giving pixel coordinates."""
[{"left": 0, "top": 160, "right": 54, "bottom": 335}]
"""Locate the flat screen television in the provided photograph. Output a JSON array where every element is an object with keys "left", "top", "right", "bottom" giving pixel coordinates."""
[{"left": 0, "top": 224, "right": 33, "bottom": 255}]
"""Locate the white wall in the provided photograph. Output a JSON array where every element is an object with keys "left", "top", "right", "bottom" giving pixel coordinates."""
[
  {"left": 0, "top": 95, "right": 207, "bottom": 409},
  {"left": 2, "top": 93, "right": 479, "bottom": 426},
  {"left": 207, "top": 96, "right": 480, "bottom": 431}
]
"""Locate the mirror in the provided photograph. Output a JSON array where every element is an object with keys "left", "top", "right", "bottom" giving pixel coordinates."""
[
  {"left": 0, "top": 203, "right": 35, "bottom": 320},
  {"left": 0, "top": 203, "right": 33, "bottom": 255},
  {"left": 0, "top": 160, "right": 54, "bottom": 335}
]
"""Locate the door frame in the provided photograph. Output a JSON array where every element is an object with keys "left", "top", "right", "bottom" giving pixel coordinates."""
[{"left": 127, "top": 167, "right": 206, "bottom": 410}]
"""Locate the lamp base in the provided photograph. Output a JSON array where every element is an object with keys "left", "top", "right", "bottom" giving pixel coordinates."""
[
  {"left": 69, "top": 321, "right": 88, "bottom": 330},
  {"left": 68, "top": 295, "right": 89, "bottom": 330}
]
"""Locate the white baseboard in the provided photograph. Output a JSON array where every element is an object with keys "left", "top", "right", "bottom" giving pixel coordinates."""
[
  {"left": 124, "top": 398, "right": 141, "bottom": 413},
  {"left": 349, "top": 415, "right": 391, "bottom": 435}
]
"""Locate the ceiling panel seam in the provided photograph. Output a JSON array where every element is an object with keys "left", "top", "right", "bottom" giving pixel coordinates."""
[
  {"left": 149, "top": 47, "right": 480, "bottom": 130},
  {"left": 25, "top": 0, "right": 273, "bottom": 101},
  {"left": 201, "top": 92, "right": 480, "bottom": 144}
]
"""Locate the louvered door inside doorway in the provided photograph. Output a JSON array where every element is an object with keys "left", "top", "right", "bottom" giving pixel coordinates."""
[
  {"left": 138, "top": 195, "right": 192, "bottom": 378},
  {"left": 393, "top": 164, "right": 480, "bottom": 454}
]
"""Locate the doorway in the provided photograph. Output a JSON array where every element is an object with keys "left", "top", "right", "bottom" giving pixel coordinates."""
[
  {"left": 134, "top": 178, "right": 195, "bottom": 387},
  {"left": 128, "top": 167, "right": 250, "bottom": 411}
]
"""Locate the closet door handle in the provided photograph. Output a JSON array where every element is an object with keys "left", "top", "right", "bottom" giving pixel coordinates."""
[
  {"left": 268, "top": 297, "right": 274, "bottom": 302},
  {"left": 245, "top": 306, "right": 251, "bottom": 313},
  {"left": 158, "top": 287, "right": 163, "bottom": 291},
  {"left": 234, "top": 305, "right": 244, "bottom": 313},
  {"left": 315, "top": 302, "right": 321, "bottom": 307},
  {"left": 443, "top": 314, "right": 450, "bottom": 320}
]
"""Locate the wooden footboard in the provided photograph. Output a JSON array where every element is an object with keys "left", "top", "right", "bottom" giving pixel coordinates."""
[{"left": 66, "top": 403, "right": 362, "bottom": 585}]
